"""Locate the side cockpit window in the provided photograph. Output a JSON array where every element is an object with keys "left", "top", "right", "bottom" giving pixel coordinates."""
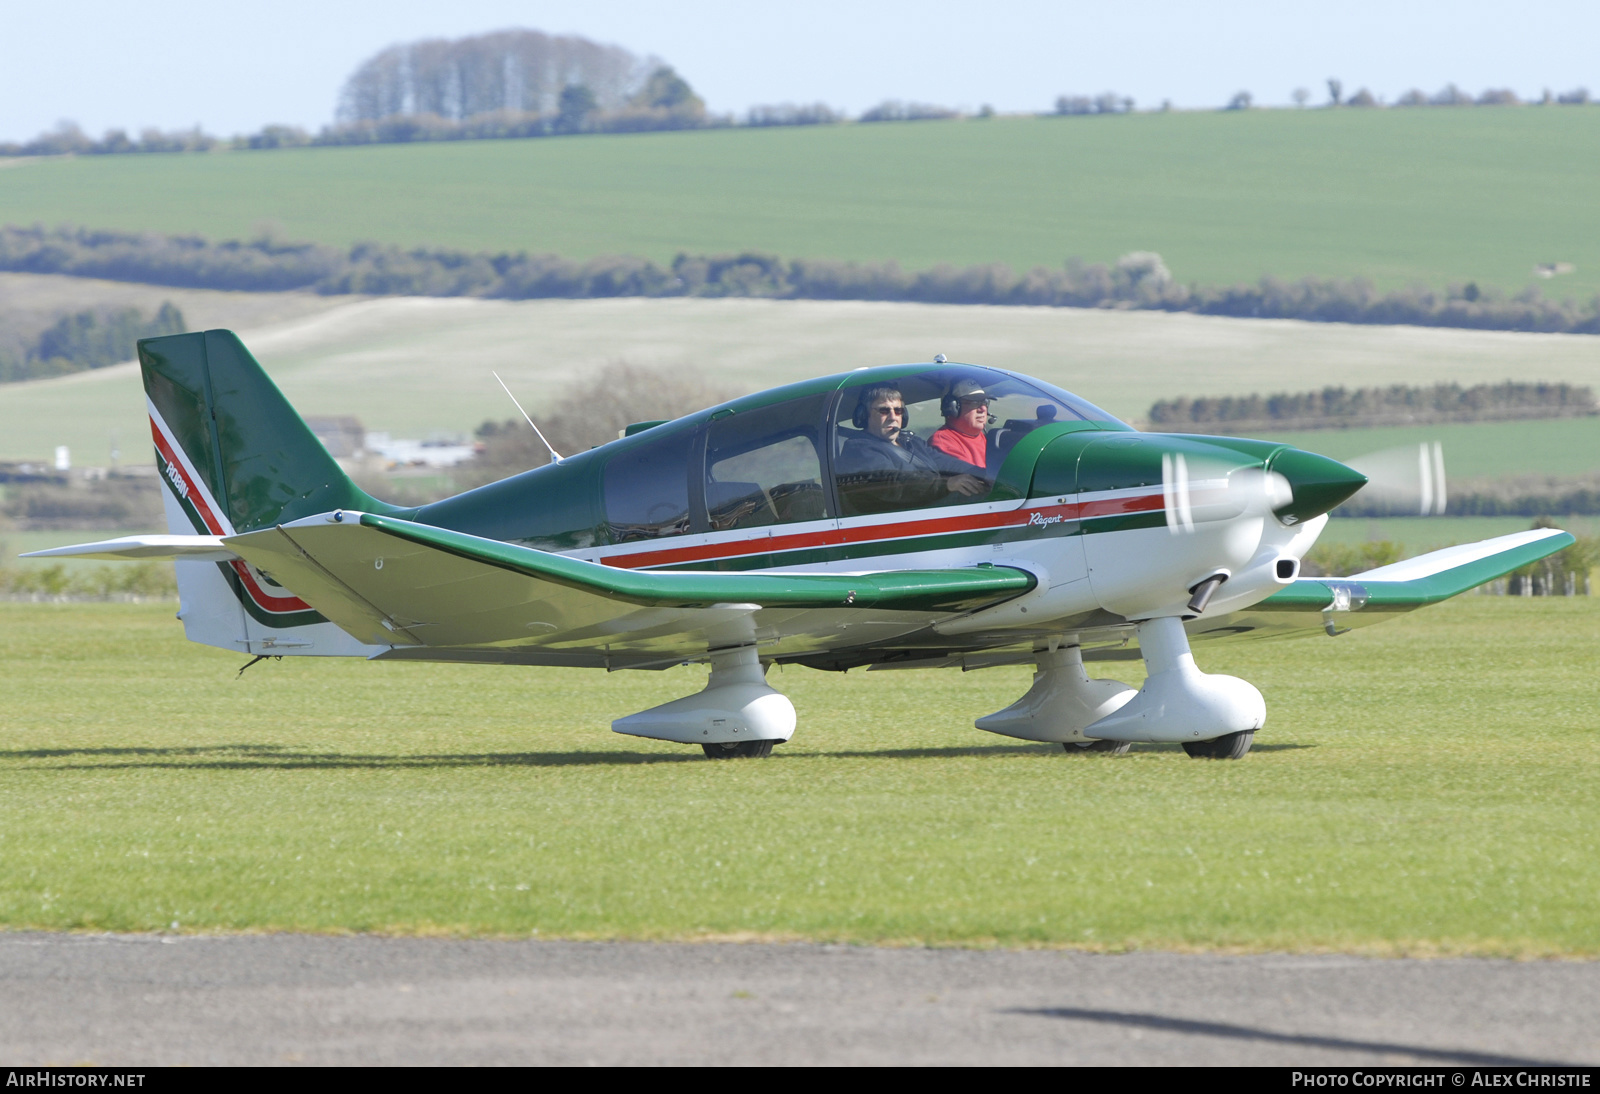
[
  {"left": 604, "top": 427, "right": 693, "bottom": 542},
  {"left": 704, "top": 395, "right": 829, "bottom": 532},
  {"left": 833, "top": 367, "right": 1088, "bottom": 516}
]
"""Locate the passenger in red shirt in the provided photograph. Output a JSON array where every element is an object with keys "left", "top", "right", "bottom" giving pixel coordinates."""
[{"left": 930, "top": 379, "right": 991, "bottom": 470}]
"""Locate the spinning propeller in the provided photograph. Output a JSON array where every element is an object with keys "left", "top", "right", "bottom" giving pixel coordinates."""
[{"left": 1344, "top": 443, "right": 1447, "bottom": 515}]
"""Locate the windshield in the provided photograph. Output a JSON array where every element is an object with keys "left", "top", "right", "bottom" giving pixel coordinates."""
[{"left": 831, "top": 366, "right": 1117, "bottom": 516}]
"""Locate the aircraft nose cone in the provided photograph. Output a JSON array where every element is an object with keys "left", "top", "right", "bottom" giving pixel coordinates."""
[{"left": 1267, "top": 448, "right": 1368, "bottom": 526}]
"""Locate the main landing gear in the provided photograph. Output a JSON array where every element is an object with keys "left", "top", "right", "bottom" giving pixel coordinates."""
[
  {"left": 612, "top": 645, "right": 794, "bottom": 758},
  {"left": 703, "top": 740, "right": 776, "bottom": 759},
  {"left": 1182, "top": 731, "right": 1255, "bottom": 760},
  {"left": 977, "top": 616, "right": 1264, "bottom": 760},
  {"left": 1064, "top": 739, "right": 1131, "bottom": 755}
]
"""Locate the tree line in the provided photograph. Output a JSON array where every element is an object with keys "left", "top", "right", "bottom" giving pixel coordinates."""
[
  {"left": 3, "top": 226, "right": 1597, "bottom": 337},
  {"left": 1148, "top": 382, "right": 1597, "bottom": 431},
  {"left": 0, "top": 300, "right": 185, "bottom": 383},
  {"left": 1315, "top": 78, "right": 1590, "bottom": 109},
  {"left": 0, "top": 29, "right": 851, "bottom": 159},
  {"left": 5, "top": 60, "right": 1591, "bottom": 161}
]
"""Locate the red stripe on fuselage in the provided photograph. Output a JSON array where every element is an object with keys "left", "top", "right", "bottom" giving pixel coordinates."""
[
  {"left": 150, "top": 415, "right": 312, "bottom": 614},
  {"left": 600, "top": 491, "right": 1165, "bottom": 570}
]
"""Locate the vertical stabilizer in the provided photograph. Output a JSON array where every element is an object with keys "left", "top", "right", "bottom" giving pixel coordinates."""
[{"left": 140, "top": 330, "right": 393, "bottom": 657}]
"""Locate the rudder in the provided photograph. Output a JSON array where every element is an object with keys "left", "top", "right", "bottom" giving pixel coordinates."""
[{"left": 141, "top": 329, "right": 393, "bottom": 656}]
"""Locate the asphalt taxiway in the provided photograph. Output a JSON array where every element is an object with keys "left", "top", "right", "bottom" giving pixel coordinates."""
[{"left": 1, "top": 934, "right": 1594, "bottom": 1065}]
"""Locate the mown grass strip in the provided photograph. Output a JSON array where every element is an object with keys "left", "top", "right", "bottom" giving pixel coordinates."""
[{"left": 0, "top": 598, "right": 1595, "bottom": 952}]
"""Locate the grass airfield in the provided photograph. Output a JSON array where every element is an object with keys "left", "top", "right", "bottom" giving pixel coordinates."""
[{"left": 2, "top": 596, "right": 1596, "bottom": 954}]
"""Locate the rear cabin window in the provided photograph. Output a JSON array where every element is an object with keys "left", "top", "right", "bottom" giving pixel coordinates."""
[
  {"left": 604, "top": 428, "right": 693, "bottom": 542},
  {"left": 703, "top": 396, "right": 829, "bottom": 532}
]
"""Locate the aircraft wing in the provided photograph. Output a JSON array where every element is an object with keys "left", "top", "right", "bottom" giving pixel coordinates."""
[
  {"left": 1190, "top": 528, "right": 1576, "bottom": 645},
  {"left": 220, "top": 512, "right": 1036, "bottom": 668}
]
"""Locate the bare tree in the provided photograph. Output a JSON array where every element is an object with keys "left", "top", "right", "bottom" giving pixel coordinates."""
[
  {"left": 469, "top": 363, "right": 740, "bottom": 477},
  {"left": 1326, "top": 78, "right": 1343, "bottom": 106},
  {"left": 1292, "top": 87, "right": 1310, "bottom": 108}
]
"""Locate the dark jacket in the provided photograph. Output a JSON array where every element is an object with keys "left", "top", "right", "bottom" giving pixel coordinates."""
[
  {"left": 837, "top": 430, "right": 984, "bottom": 478},
  {"left": 835, "top": 430, "right": 988, "bottom": 514}
]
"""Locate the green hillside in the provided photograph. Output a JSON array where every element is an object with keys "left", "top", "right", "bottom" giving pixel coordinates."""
[
  {"left": 3, "top": 291, "right": 1598, "bottom": 465},
  {"left": 3, "top": 109, "right": 1598, "bottom": 296}
]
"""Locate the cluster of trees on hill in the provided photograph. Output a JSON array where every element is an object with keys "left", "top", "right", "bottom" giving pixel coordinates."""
[
  {"left": 1055, "top": 94, "right": 1136, "bottom": 115},
  {"left": 0, "top": 300, "right": 185, "bottom": 383},
  {"left": 337, "top": 30, "right": 647, "bottom": 122},
  {"left": 858, "top": 101, "right": 961, "bottom": 123},
  {"left": 0, "top": 30, "right": 718, "bottom": 157},
  {"left": 328, "top": 31, "right": 708, "bottom": 143},
  {"left": 1148, "top": 382, "right": 1597, "bottom": 431},
  {"left": 3, "top": 226, "right": 1598, "bottom": 336},
  {"left": 1307, "top": 78, "right": 1592, "bottom": 109}
]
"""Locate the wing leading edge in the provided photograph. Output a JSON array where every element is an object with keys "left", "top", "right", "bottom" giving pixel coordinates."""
[
  {"left": 216, "top": 512, "right": 1036, "bottom": 667},
  {"left": 1191, "top": 528, "right": 1575, "bottom": 645}
]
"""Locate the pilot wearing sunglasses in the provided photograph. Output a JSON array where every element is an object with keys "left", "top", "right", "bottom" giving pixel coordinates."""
[{"left": 836, "top": 385, "right": 987, "bottom": 502}]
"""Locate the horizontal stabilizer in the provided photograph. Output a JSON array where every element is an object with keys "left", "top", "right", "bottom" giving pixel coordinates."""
[{"left": 22, "top": 535, "right": 238, "bottom": 562}]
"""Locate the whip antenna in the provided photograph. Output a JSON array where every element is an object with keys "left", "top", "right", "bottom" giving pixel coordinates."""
[{"left": 493, "top": 372, "right": 563, "bottom": 465}]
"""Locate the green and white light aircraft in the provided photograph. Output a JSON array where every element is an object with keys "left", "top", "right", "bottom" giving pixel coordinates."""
[{"left": 32, "top": 332, "right": 1572, "bottom": 760}]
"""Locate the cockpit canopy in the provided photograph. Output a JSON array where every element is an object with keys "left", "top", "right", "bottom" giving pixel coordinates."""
[
  {"left": 603, "top": 364, "right": 1128, "bottom": 540},
  {"left": 420, "top": 363, "right": 1128, "bottom": 553}
]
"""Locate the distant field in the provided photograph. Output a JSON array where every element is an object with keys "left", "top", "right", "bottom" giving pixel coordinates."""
[
  {"left": 3, "top": 109, "right": 1599, "bottom": 297},
  {"left": 1319, "top": 515, "right": 1600, "bottom": 550},
  {"left": 2, "top": 284, "right": 1598, "bottom": 469},
  {"left": 1, "top": 597, "right": 1596, "bottom": 953},
  {"left": 1245, "top": 418, "right": 1600, "bottom": 482}
]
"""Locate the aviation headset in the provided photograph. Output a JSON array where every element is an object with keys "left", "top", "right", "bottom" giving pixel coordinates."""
[{"left": 940, "top": 379, "right": 992, "bottom": 420}]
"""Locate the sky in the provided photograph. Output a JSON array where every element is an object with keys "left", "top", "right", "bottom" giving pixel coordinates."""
[{"left": 2, "top": 0, "right": 1597, "bottom": 141}]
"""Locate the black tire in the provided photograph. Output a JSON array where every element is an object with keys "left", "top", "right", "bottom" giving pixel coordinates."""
[
  {"left": 1182, "top": 731, "right": 1254, "bottom": 760},
  {"left": 1064, "top": 739, "right": 1131, "bottom": 755},
  {"left": 702, "top": 739, "right": 776, "bottom": 759}
]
